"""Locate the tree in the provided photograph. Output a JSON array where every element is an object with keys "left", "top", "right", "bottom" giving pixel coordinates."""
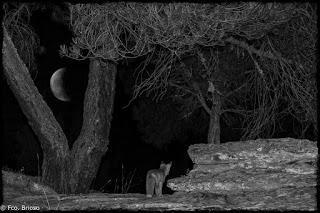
[
  {"left": 128, "top": 3, "right": 317, "bottom": 143},
  {"left": 3, "top": 26, "right": 116, "bottom": 193},
  {"left": 2, "top": 2, "right": 40, "bottom": 78},
  {"left": 3, "top": 2, "right": 316, "bottom": 194},
  {"left": 64, "top": 3, "right": 317, "bottom": 145}
]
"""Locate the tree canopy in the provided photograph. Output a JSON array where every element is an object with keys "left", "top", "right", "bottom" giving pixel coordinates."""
[
  {"left": 4, "top": 2, "right": 317, "bottom": 142},
  {"left": 64, "top": 3, "right": 302, "bottom": 60},
  {"left": 63, "top": 2, "right": 317, "bottom": 140}
]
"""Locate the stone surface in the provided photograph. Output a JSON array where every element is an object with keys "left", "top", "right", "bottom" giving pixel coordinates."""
[
  {"left": 2, "top": 138, "right": 317, "bottom": 211},
  {"left": 167, "top": 138, "right": 317, "bottom": 210}
]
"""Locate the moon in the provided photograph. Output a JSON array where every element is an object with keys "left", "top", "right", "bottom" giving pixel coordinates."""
[{"left": 50, "top": 68, "right": 71, "bottom": 102}]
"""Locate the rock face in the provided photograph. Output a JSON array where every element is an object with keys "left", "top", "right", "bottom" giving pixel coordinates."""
[{"left": 167, "top": 138, "right": 317, "bottom": 210}]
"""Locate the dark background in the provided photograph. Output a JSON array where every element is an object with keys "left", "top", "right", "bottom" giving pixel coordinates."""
[{"left": 1, "top": 4, "right": 316, "bottom": 194}]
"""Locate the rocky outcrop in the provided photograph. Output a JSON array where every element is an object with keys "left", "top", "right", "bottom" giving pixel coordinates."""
[
  {"left": 2, "top": 138, "right": 316, "bottom": 210},
  {"left": 167, "top": 138, "right": 317, "bottom": 210}
]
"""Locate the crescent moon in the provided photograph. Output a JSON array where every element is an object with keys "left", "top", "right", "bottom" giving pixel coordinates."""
[{"left": 50, "top": 68, "right": 71, "bottom": 102}]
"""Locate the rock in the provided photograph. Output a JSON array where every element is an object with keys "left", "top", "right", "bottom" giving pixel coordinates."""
[
  {"left": 2, "top": 169, "right": 58, "bottom": 200},
  {"left": 167, "top": 138, "right": 317, "bottom": 210}
]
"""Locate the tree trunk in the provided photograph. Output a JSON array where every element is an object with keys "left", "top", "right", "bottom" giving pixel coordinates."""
[
  {"left": 3, "top": 26, "right": 71, "bottom": 193},
  {"left": 207, "top": 91, "right": 221, "bottom": 144},
  {"left": 3, "top": 26, "right": 117, "bottom": 194},
  {"left": 69, "top": 59, "right": 117, "bottom": 194}
]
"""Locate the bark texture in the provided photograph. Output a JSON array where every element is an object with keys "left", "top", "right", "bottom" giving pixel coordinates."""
[
  {"left": 207, "top": 92, "right": 221, "bottom": 144},
  {"left": 3, "top": 25, "right": 70, "bottom": 193},
  {"left": 69, "top": 59, "right": 116, "bottom": 194},
  {"left": 3, "top": 26, "right": 117, "bottom": 194}
]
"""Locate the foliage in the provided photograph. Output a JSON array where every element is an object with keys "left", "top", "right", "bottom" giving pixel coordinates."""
[
  {"left": 2, "top": 2, "right": 70, "bottom": 79},
  {"left": 237, "top": 4, "right": 317, "bottom": 139},
  {"left": 62, "top": 3, "right": 317, "bottom": 140},
  {"left": 65, "top": 3, "right": 297, "bottom": 61},
  {"left": 65, "top": 3, "right": 299, "bottom": 97},
  {"left": 3, "top": 3, "right": 40, "bottom": 79}
]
